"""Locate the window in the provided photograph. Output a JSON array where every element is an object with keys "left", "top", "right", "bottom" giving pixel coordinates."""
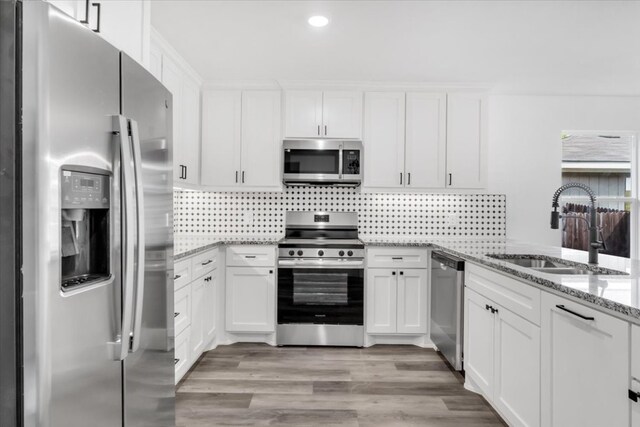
[{"left": 560, "top": 132, "right": 637, "bottom": 258}]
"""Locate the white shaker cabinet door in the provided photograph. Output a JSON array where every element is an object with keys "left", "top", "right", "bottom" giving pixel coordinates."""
[
  {"left": 322, "top": 91, "right": 363, "bottom": 139},
  {"left": 446, "top": 93, "right": 487, "bottom": 189},
  {"left": 363, "top": 92, "right": 406, "bottom": 189},
  {"left": 464, "top": 288, "right": 495, "bottom": 399},
  {"left": 541, "top": 292, "right": 629, "bottom": 427},
  {"left": 161, "top": 56, "right": 185, "bottom": 184},
  {"left": 240, "top": 91, "right": 282, "bottom": 188},
  {"left": 189, "top": 275, "right": 206, "bottom": 360},
  {"left": 200, "top": 90, "right": 242, "bottom": 187},
  {"left": 494, "top": 305, "right": 540, "bottom": 427},
  {"left": 366, "top": 269, "right": 398, "bottom": 334},
  {"left": 396, "top": 269, "right": 428, "bottom": 334},
  {"left": 181, "top": 77, "right": 201, "bottom": 185},
  {"left": 405, "top": 93, "right": 446, "bottom": 188},
  {"left": 633, "top": 325, "right": 640, "bottom": 427},
  {"left": 225, "top": 267, "right": 276, "bottom": 333},
  {"left": 284, "top": 90, "right": 323, "bottom": 138},
  {"left": 203, "top": 268, "right": 217, "bottom": 344}
]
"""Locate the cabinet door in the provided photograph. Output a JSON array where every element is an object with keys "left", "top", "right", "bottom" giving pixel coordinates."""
[
  {"left": 322, "top": 91, "right": 363, "bottom": 138},
  {"left": 161, "top": 56, "right": 185, "bottom": 183},
  {"left": 633, "top": 325, "right": 640, "bottom": 427},
  {"left": 149, "top": 44, "right": 162, "bottom": 82},
  {"left": 284, "top": 91, "right": 323, "bottom": 138},
  {"left": 541, "top": 292, "right": 629, "bottom": 427},
  {"left": 446, "top": 93, "right": 487, "bottom": 189},
  {"left": 366, "top": 269, "right": 397, "bottom": 334},
  {"left": 200, "top": 90, "right": 242, "bottom": 187},
  {"left": 225, "top": 267, "right": 275, "bottom": 333},
  {"left": 204, "top": 269, "right": 217, "bottom": 344},
  {"left": 363, "top": 92, "right": 406, "bottom": 188},
  {"left": 174, "top": 327, "right": 190, "bottom": 384},
  {"left": 396, "top": 269, "right": 428, "bottom": 334},
  {"left": 189, "top": 276, "right": 206, "bottom": 360},
  {"left": 92, "top": 0, "right": 146, "bottom": 65},
  {"left": 241, "top": 91, "right": 282, "bottom": 188},
  {"left": 494, "top": 306, "right": 540, "bottom": 427},
  {"left": 464, "top": 288, "right": 495, "bottom": 398},
  {"left": 181, "top": 77, "right": 201, "bottom": 185},
  {"left": 405, "top": 93, "right": 446, "bottom": 188}
]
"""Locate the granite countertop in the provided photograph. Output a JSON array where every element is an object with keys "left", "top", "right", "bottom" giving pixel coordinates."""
[
  {"left": 174, "top": 233, "right": 640, "bottom": 323},
  {"left": 362, "top": 236, "right": 640, "bottom": 324},
  {"left": 174, "top": 234, "right": 283, "bottom": 260}
]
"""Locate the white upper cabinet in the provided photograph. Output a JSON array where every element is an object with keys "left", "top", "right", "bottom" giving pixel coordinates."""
[
  {"left": 446, "top": 93, "right": 487, "bottom": 189},
  {"left": 363, "top": 92, "right": 406, "bottom": 188},
  {"left": 322, "top": 91, "right": 363, "bottom": 138},
  {"left": 149, "top": 44, "right": 162, "bottom": 82},
  {"left": 201, "top": 91, "right": 242, "bottom": 188},
  {"left": 405, "top": 93, "right": 447, "bottom": 188},
  {"left": 284, "top": 91, "right": 323, "bottom": 138},
  {"left": 284, "top": 90, "right": 363, "bottom": 138},
  {"left": 541, "top": 292, "right": 629, "bottom": 427},
  {"left": 161, "top": 55, "right": 201, "bottom": 186},
  {"left": 47, "top": 0, "right": 149, "bottom": 66},
  {"left": 240, "top": 91, "right": 282, "bottom": 187},
  {"left": 201, "top": 90, "right": 281, "bottom": 190}
]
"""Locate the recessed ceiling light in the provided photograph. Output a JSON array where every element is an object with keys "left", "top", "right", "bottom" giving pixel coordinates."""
[{"left": 308, "top": 15, "right": 329, "bottom": 27}]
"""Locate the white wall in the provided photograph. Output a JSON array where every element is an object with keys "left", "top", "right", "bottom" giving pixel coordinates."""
[{"left": 488, "top": 95, "right": 640, "bottom": 246}]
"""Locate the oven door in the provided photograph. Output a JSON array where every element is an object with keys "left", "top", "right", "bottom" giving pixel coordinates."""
[
  {"left": 283, "top": 140, "right": 341, "bottom": 184},
  {"left": 277, "top": 262, "right": 364, "bottom": 325}
]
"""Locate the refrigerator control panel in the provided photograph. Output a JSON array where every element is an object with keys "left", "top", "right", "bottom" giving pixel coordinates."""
[{"left": 61, "top": 169, "right": 110, "bottom": 209}]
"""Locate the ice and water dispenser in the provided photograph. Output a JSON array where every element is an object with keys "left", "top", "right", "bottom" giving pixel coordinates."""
[{"left": 60, "top": 167, "right": 111, "bottom": 291}]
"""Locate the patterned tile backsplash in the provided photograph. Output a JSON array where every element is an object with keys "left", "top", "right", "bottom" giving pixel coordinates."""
[{"left": 174, "top": 187, "right": 506, "bottom": 238}]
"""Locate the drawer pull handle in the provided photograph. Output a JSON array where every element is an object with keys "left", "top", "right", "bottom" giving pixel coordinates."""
[
  {"left": 555, "top": 304, "right": 594, "bottom": 320},
  {"left": 629, "top": 389, "right": 640, "bottom": 403},
  {"left": 174, "top": 358, "right": 180, "bottom": 365},
  {"left": 173, "top": 274, "right": 181, "bottom": 280},
  {"left": 392, "top": 257, "right": 403, "bottom": 260},
  {"left": 204, "top": 276, "right": 212, "bottom": 282},
  {"left": 201, "top": 260, "right": 213, "bottom": 266},
  {"left": 485, "top": 304, "right": 498, "bottom": 314},
  {"left": 174, "top": 312, "right": 179, "bottom": 318},
  {"left": 245, "top": 255, "right": 257, "bottom": 259}
]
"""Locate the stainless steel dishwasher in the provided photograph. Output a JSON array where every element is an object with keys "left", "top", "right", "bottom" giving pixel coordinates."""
[{"left": 430, "top": 251, "right": 465, "bottom": 371}]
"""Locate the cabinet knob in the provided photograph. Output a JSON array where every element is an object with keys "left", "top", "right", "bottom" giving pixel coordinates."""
[
  {"left": 399, "top": 271, "right": 404, "bottom": 275},
  {"left": 392, "top": 271, "right": 396, "bottom": 275},
  {"left": 269, "top": 270, "right": 273, "bottom": 274}
]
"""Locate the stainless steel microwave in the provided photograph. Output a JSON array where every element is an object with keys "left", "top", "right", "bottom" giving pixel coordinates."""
[{"left": 282, "top": 139, "right": 363, "bottom": 187}]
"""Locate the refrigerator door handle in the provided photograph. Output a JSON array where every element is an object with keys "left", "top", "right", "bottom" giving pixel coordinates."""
[
  {"left": 129, "top": 119, "right": 145, "bottom": 354},
  {"left": 111, "top": 115, "right": 136, "bottom": 361}
]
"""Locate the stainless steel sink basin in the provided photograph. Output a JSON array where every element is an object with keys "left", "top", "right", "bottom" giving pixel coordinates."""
[{"left": 485, "top": 254, "right": 628, "bottom": 276}]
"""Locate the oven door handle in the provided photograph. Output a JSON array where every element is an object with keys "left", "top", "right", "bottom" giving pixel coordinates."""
[{"left": 278, "top": 259, "right": 364, "bottom": 269}]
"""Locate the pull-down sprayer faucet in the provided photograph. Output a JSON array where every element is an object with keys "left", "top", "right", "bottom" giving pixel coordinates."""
[{"left": 550, "top": 183, "right": 605, "bottom": 265}]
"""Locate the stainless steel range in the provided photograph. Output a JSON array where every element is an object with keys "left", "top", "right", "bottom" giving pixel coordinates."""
[{"left": 277, "top": 211, "right": 364, "bottom": 346}]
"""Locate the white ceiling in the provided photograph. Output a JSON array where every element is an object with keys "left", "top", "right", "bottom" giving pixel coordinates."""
[{"left": 151, "top": 1, "right": 640, "bottom": 95}]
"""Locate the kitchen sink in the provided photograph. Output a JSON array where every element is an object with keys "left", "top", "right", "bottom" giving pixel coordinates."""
[{"left": 485, "top": 254, "right": 628, "bottom": 276}]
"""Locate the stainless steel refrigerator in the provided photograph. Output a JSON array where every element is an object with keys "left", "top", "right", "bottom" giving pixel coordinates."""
[{"left": 0, "top": 1, "right": 176, "bottom": 426}]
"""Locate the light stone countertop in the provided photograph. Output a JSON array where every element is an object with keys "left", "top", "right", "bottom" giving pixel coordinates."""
[{"left": 174, "top": 234, "right": 640, "bottom": 324}]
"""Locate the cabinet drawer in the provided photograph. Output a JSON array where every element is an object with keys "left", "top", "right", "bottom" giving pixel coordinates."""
[
  {"left": 174, "top": 327, "right": 190, "bottom": 384},
  {"left": 192, "top": 249, "right": 217, "bottom": 279},
  {"left": 173, "top": 258, "right": 192, "bottom": 291},
  {"left": 466, "top": 263, "right": 541, "bottom": 325},
  {"left": 367, "top": 247, "right": 429, "bottom": 269},
  {"left": 174, "top": 285, "right": 191, "bottom": 336},
  {"left": 226, "top": 245, "right": 276, "bottom": 267}
]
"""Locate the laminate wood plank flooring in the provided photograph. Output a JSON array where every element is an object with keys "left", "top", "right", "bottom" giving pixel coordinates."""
[{"left": 176, "top": 343, "right": 507, "bottom": 427}]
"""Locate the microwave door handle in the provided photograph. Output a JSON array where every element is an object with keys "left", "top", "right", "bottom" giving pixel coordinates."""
[
  {"left": 111, "top": 115, "right": 136, "bottom": 361},
  {"left": 338, "top": 145, "right": 343, "bottom": 179},
  {"left": 129, "top": 119, "right": 145, "bottom": 354}
]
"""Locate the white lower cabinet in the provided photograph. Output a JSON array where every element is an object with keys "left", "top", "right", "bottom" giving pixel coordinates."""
[
  {"left": 465, "top": 284, "right": 540, "bottom": 427},
  {"left": 174, "top": 326, "right": 191, "bottom": 383},
  {"left": 541, "top": 292, "right": 629, "bottom": 427},
  {"left": 225, "top": 267, "right": 276, "bottom": 333},
  {"left": 189, "top": 275, "right": 206, "bottom": 360},
  {"left": 366, "top": 268, "right": 427, "bottom": 334},
  {"left": 633, "top": 325, "right": 640, "bottom": 427},
  {"left": 204, "top": 270, "right": 217, "bottom": 344}
]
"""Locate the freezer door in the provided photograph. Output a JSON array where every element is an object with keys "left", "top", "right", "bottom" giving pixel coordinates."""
[
  {"left": 21, "top": 2, "right": 124, "bottom": 426},
  {"left": 120, "top": 53, "right": 175, "bottom": 427}
]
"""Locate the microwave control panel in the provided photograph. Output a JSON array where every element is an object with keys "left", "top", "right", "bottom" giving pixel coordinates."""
[{"left": 343, "top": 150, "right": 360, "bottom": 175}]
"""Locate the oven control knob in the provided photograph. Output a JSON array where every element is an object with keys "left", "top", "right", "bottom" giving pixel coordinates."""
[
  {"left": 318, "top": 250, "right": 324, "bottom": 256},
  {"left": 338, "top": 250, "right": 345, "bottom": 257},
  {"left": 288, "top": 250, "right": 295, "bottom": 256},
  {"left": 347, "top": 250, "right": 354, "bottom": 257},
  {"left": 297, "top": 250, "right": 303, "bottom": 256}
]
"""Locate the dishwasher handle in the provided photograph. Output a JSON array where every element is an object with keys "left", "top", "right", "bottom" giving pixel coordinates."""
[{"left": 431, "top": 251, "right": 465, "bottom": 271}]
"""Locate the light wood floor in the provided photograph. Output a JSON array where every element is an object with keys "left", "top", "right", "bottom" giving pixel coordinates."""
[{"left": 176, "top": 343, "right": 507, "bottom": 427}]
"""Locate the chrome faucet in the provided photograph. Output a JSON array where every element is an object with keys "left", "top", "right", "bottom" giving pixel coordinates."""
[{"left": 550, "top": 183, "right": 605, "bottom": 265}]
